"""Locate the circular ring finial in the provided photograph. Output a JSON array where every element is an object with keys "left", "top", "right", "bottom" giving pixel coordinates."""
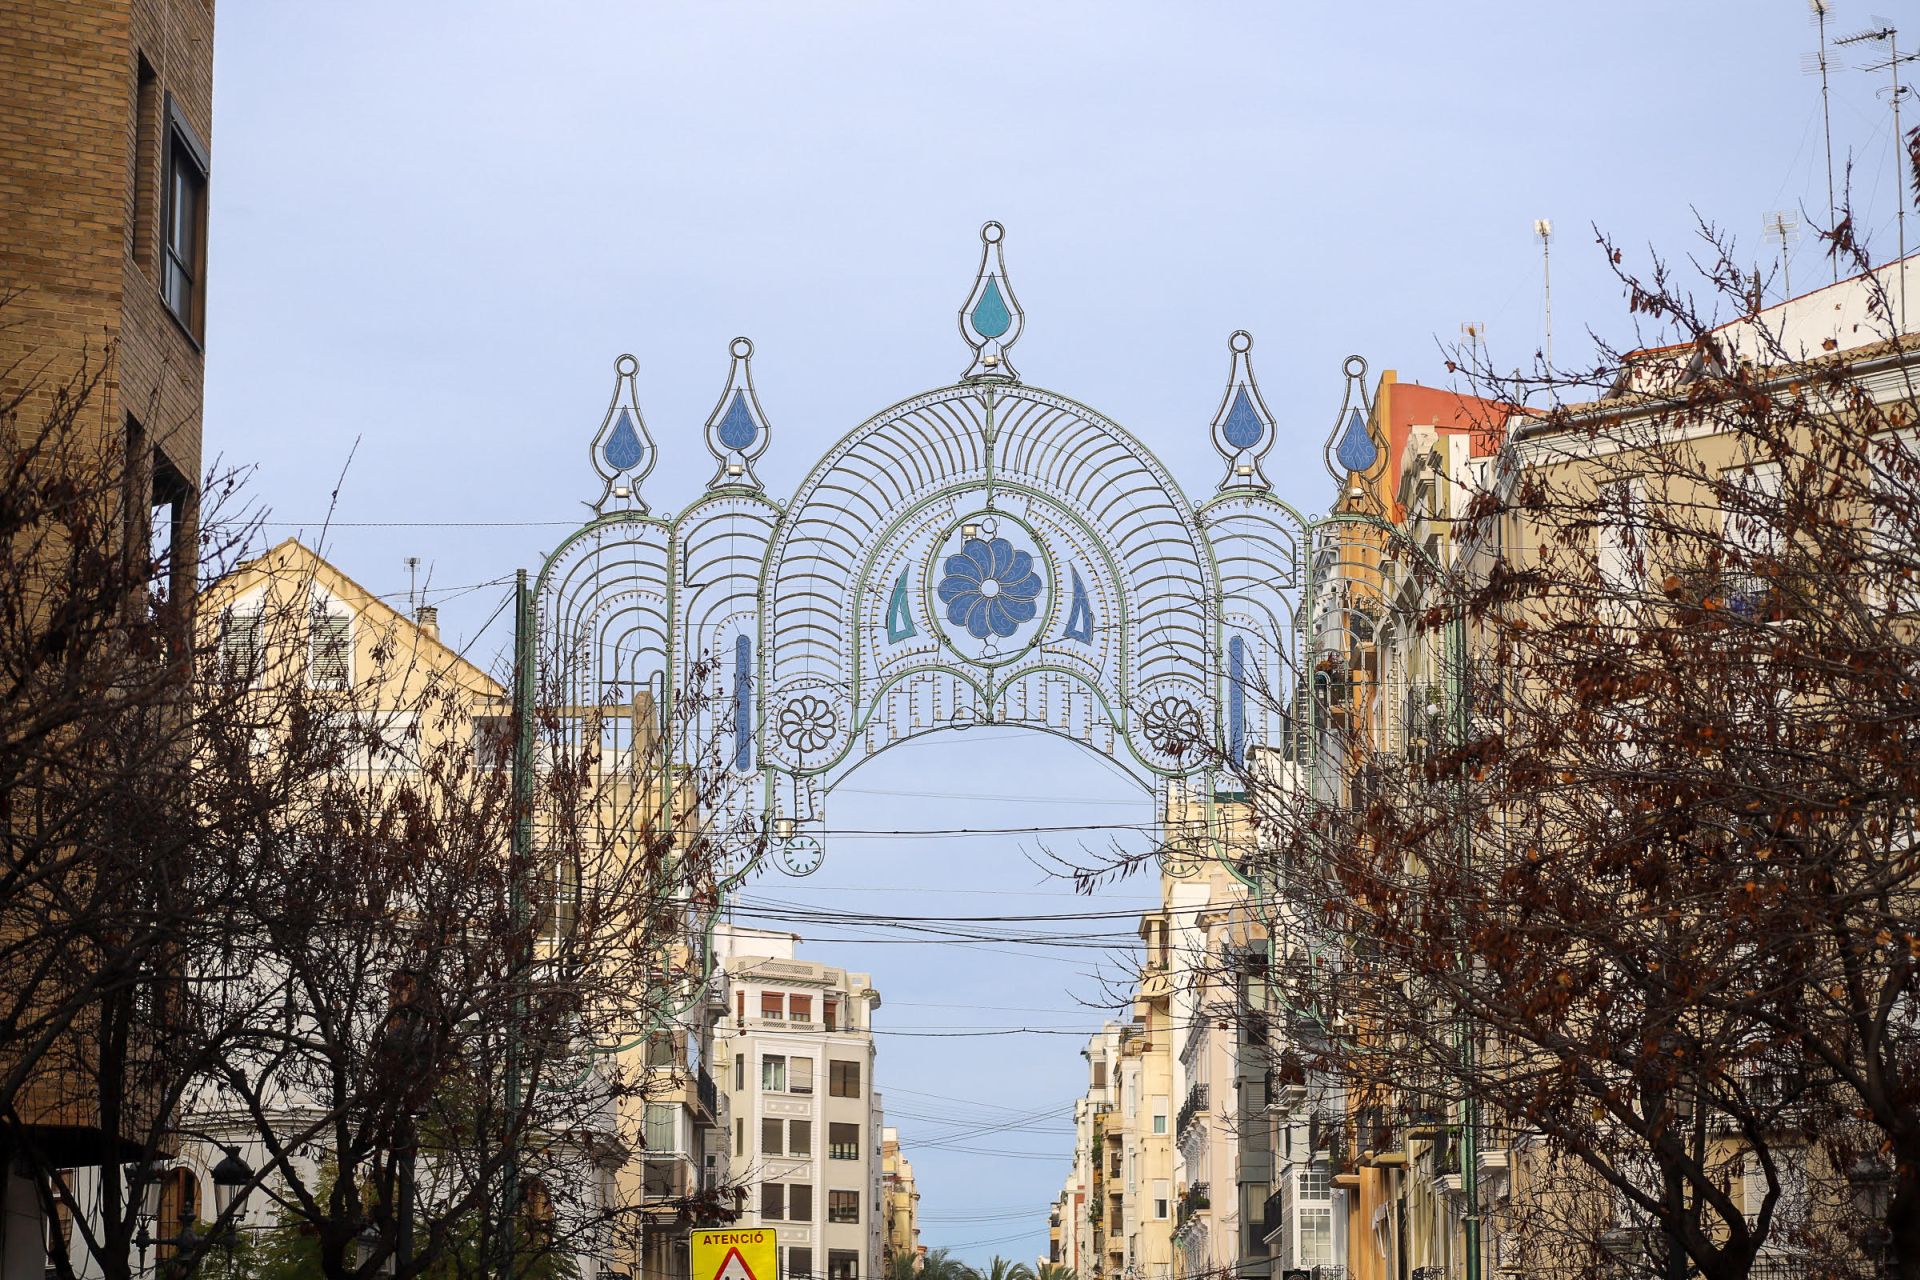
[
  {"left": 980, "top": 220, "right": 1005, "bottom": 245},
  {"left": 731, "top": 336, "right": 754, "bottom": 360},
  {"left": 1229, "top": 330, "right": 1253, "bottom": 354},
  {"left": 1343, "top": 354, "right": 1368, "bottom": 379},
  {"left": 615, "top": 354, "right": 639, "bottom": 376}
]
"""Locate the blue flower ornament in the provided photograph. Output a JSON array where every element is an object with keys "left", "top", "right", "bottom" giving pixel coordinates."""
[{"left": 937, "top": 537, "right": 1045, "bottom": 641}]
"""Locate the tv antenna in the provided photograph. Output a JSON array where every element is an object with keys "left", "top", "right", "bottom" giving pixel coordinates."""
[
  {"left": 1533, "top": 219, "right": 1553, "bottom": 367},
  {"left": 1838, "top": 19, "right": 1915, "bottom": 327},
  {"left": 1802, "top": 0, "right": 1840, "bottom": 281},
  {"left": 1765, "top": 211, "right": 1801, "bottom": 301},
  {"left": 406, "top": 555, "right": 421, "bottom": 614}
]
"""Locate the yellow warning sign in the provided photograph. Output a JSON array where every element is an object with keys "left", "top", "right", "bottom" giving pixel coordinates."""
[{"left": 692, "top": 1229, "right": 778, "bottom": 1280}]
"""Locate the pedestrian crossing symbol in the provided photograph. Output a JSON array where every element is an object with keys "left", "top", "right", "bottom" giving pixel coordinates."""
[{"left": 692, "top": 1229, "right": 777, "bottom": 1280}]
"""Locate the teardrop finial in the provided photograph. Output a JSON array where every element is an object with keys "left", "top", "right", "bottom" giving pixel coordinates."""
[
  {"left": 1211, "top": 329, "right": 1277, "bottom": 491},
  {"left": 958, "top": 220, "right": 1024, "bottom": 382},
  {"left": 589, "top": 353, "right": 657, "bottom": 514},
  {"left": 1324, "top": 354, "right": 1384, "bottom": 506},
  {"left": 704, "top": 336, "right": 773, "bottom": 491}
]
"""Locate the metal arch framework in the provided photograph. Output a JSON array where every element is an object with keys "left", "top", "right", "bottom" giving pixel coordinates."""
[{"left": 530, "top": 223, "right": 1317, "bottom": 879}]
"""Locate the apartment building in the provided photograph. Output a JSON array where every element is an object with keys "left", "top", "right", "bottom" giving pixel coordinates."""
[
  {"left": 1052, "top": 796, "right": 1273, "bottom": 1280},
  {"left": 718, "top": 926, "right": 885, "bottom": 1280},
  {"left": 628, "top": 995, "right": 728, "bottom": 1280},
  {"left": 881, "top": 1127, "right": 922, "bottom": 1267},
  {"left": 0, "top": 3, "right": 216, "bottom": 1268}
]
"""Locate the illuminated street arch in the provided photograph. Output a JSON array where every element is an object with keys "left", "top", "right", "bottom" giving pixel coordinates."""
[{"left": 534, "top": 223, "right": 1331, "bottom": 879}]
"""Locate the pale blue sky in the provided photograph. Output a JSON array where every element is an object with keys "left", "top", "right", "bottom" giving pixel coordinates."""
[{"left": 206, "top": 1, "right": 1908, "bottom": 1263}]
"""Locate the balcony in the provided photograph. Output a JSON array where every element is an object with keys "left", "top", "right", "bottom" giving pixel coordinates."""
[
  {"left": 1175, "top": 1083, "right": 1210, "bottom": 1142},
  {"left": 1356, "top": 1106, "right": 1405, "bottom": 1167},
  {"left": 1174, "top": 1183, "right": 1210, "bottom": 1232},
  {"left": 696, "top": 1067, "right": 718, "bottom": 1120},
  {"left": 1259, "top": 1188, "right": 1284, "bottom": 1243}
]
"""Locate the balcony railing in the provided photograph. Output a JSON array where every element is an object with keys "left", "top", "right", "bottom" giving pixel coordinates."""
[
  {"left": 1260, "top": 1188, "right": 1284, "bottom": 1241},
  {"left": 696, "top": 1067, "right": 718, "bottom": 1119},
  {"left": 1174, "top": 1183, "right": 1210, "bottom": 1231},
  {"left": 1175, "top": 1083, "right": 1210, "bottom": 1141}
]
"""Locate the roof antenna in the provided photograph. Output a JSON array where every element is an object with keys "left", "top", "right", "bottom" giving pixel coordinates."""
[
  {"left": 1765, "top": 211, "right": 1800, "bottom": 301},
  {"left": 1533, "top": 219, "right": 1554, "bottom": 369},
  {"left": 1804, "top": 1, "right": 1840, "bottom": 282},
  {"left": 1838, "top": 18, "right": 1916, "bottom": 328},
  {"left": 406, "top": 556, "right": 421, "bottom": 615}
]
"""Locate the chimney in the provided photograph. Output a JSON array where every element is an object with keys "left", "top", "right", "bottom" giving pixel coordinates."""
[{"left": 415, "top": 605, "right": 439, "bottom": 641}]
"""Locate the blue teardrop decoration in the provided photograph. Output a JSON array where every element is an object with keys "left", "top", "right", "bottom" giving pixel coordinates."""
[
  {"left": 717, "top": 390, "right": 759, "bottom": 451},
  {"left": 1222, "top": 387, "right": 1264, "bottom": 450},
  {"left": 1063, "top": 567, "right": 1094, "bottom": 644},
  {"left": 1335, "top": 407, "right": 1378, "bottom": 473},
  {"left": 603, "top": 409, "right": 644, "bottom": 471},
  {"left": 971, "top": 278, "right": 1012, "bottom": 340}
]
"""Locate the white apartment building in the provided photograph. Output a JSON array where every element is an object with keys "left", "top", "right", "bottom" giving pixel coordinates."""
[{"left": 716, "top": 926, "right": 885, "bottom": 1280}]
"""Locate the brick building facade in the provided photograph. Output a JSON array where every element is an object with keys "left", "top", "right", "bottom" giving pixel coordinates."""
[{"left": 0, "top": 2, "right": 215, "bottom": 1272}]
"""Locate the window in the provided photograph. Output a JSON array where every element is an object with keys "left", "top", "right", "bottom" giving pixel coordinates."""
[
  {"left": 149, "top": 450, "right": 191, "bottom": 606},
  {"left": 1151, "top": 1097, "right": 1168, "bottom": 1135},
  {"left": 159, "top": 95, "right": 209, "bottom": 340},
  {"left": 1296, "top": 1206, "right": 1332, "bottom": 1266},
  {"left": 1153, "top": 1179, "right": 1169, "bottom": 1220},
  {"left": 1598, "top": 478, "right": 1647, "bottom": 603},
  {"left": 828, "top": 1251, "right": 859, "bottom": 1280},
  {"left": 734, "top": 1053, "right": 744, "bottom": 1089},
  {"left": 762, "top": 992, "right": 786, "bottom": 1021},
  {"left": 735, "top": 1118, "right": 743, "bottom": 1152},
  {"left": 829, "top": 1123, "right": 860, "bottom": 1160},
  {"left": 1723, "top": 460, "right": 1785, "bottom": 561},
  {"left": 790, "top": 1057, "right": 814, "bottom": 1095},
  {"left": 829, "top": 1060, "right": 861, "bottom": 1098},
  {"left": 789, "top": 994, "right": 813, "bottom": 1023},
  {"left": 823, "top": 999, "right": 839, "bottom": 1031},
  {"left": 644, "top": 1104, "right": 675, "bottom": 1154},
  {"left": 789, "top": 1184, "right": 813, "bottom": 1220},
  {"left": 1743, "top": 1148, "right": 1809, "bottom": 1227},
  {"left": 828, "top": 1190, "right": 859, "bottom": 1224},
  {"left": 762, "top": 1055, "right": 787, "bottom": 1092},
  {"left": 132, "top": 56, "right": 158, "bottom": 270},
  {"left": 761, "top": 1183, "right": 784, "bottom": 1221},
  {"left": 472, "top": 715, "right": 512, "bottom": 771},
  {"left": 763, "top": 1118, "right": 784, "bottom": 1156},
  {"left": 220, "top": 607, "right": 261, "bottom": 683},
  {"left": 789, "top": 1248, "right": 813, "bottom": 1280},
  {"left": 309, "top": 605, "right": 351, "bottom": 689},
  {"left": 1092, "top": 1061, "right": 1108, "bottom": 1090},
  {"left": 646, "top": 1034, "right": 675, "bottom": 1067},
  {"left": 789, "top": 1120, "right": 812, "bottom": 1157},
  {"left": 1872, "top": 429, "right": 1920, "bottom": 610}
]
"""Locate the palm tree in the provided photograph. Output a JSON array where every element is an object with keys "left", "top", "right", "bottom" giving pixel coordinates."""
[
  {"left": 976, "top": 1257, "right": 1036, "bottom": 1280},
  {"left": 912, "top": 1249, "right": 973, "bottom": 1280},
  {"left": 1035, "top": 1265, "right": 1076, "bottom": 1280}
]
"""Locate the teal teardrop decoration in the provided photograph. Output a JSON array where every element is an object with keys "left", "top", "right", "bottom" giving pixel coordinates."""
[
  {"left": 1335, "top": 407, "right": 1378, "bottom": 473},
  {"left": 603, "top": 409, "right": 644, "bottom": 471},
  {"left": 971, "top": 278, "right": 1012, "bottom": 340}
]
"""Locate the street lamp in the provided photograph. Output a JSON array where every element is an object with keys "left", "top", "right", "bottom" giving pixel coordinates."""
[
  {"left": 211, "top": 1147, "right": 253, "bottom": 1226},
  {"left": 1848, "top": 1155, "right": 1893, "bottom": 1277}
]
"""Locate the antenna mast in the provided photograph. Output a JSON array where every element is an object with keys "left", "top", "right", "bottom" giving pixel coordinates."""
[
  {"left": 1838, "top": 20, "right": 1916, "bottom": 328},
  {"left": 1807, "top": 1, "right": 1840, "bottom": 281},
  {"left": 1534, "top": 219, "right": 1554, "bottom": 368},
  {"left": 1766, "top": 211, "right": 1801, "bottom": 301}
]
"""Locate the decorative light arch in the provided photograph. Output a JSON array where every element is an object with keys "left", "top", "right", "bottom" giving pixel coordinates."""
[{"left": 530, "top": 222, "right": 1326, "bottom": 878}]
